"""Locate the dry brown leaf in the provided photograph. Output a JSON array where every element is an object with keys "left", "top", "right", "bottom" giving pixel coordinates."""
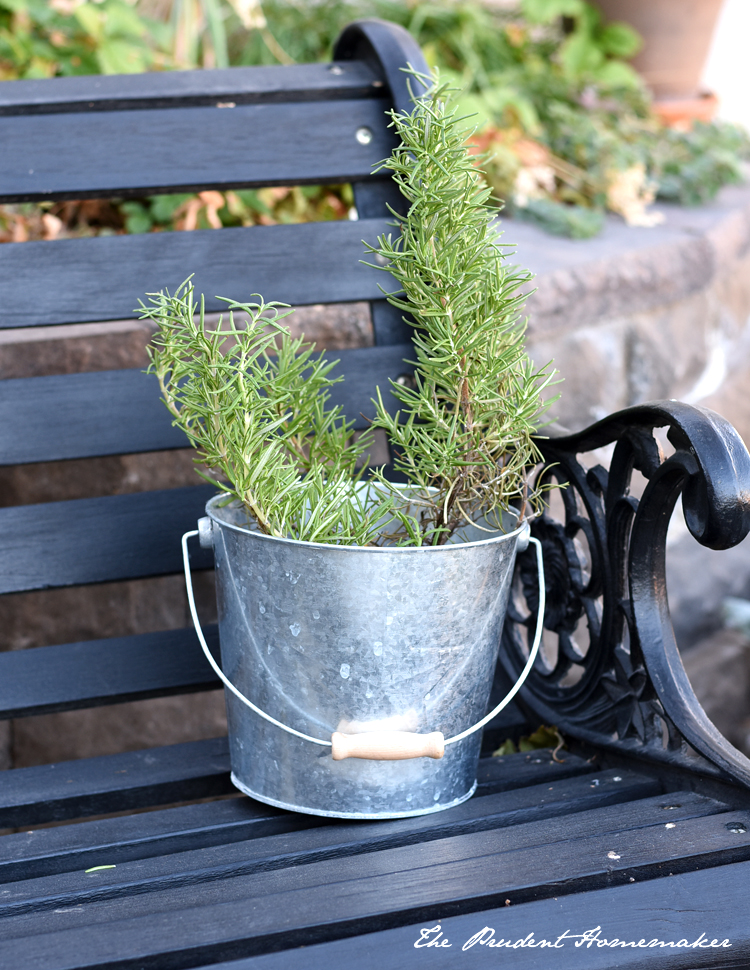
[
  {"left": 176, "top": 198, "right": 202, "bottom": 232},
  {"left": 11, "top": 218, "right": 28, "bottom": 243},
  {"left": 606, "top": 164, "right": 664, "bottom": 227},
  {"left": 513, "top": 138, "right": 550, "bottom": 168},
  {"left": 42, "top": 213, "right": 64, "bottom": 241},
  {"left": 513, "top": 164, "right": 556, "bottom": 207},
  {"left": 198, "top": 191, "right": 225, "bottom": 229}
]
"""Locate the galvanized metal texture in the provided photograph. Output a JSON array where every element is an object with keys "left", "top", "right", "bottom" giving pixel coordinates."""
[
  {"left": 203, "top": 494, "right": 528, "bottom": 819},
  {"left": 184, "top": 529, "right": 544, "bottom": 750}
]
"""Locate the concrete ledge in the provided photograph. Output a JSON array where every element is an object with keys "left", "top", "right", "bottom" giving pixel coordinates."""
[
  {"left": 516, "top": 183, "right": 750, "bottom": 433},
  {"left": 516, "top": 183, "right": 750, "bottom": 338}
]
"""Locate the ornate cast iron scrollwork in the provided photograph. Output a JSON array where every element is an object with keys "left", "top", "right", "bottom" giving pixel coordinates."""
[{"left": 499, "top": 400, "right": 750, "bottom": 787}]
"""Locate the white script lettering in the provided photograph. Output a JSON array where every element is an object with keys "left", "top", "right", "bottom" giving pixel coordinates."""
[{"left": 414, "top": 924, "right": 451, "bottom": 948}]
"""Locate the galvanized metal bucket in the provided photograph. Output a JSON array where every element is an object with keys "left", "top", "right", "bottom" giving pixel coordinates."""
[{"left": 183, "top": 493, "right": 543, "bottom": 820}]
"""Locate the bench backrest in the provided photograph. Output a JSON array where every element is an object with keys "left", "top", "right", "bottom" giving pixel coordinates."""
[{"left": 0, "top": 21, "right": 428, "bottom": 734}]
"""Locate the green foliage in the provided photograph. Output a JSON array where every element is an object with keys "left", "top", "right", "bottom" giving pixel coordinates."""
[
  {"left": 598, "top": 21, "right": 640, "bottom": 59},
  {"left": 366, "top": 75, "right": 557, "bottom": 542},
  {"left": 162, "top": 0, "right": 233, "bottom": 70},
  {"left": 650, "top": 121, "right": 750, "bottom": 206},
  {"left": 228, "top": 0, "right": 361, "bottom": 66},
  {"left": 516, "top": 196, "right": 604, "bottom": 238},
  {"left": 542, "top": 99, "right": 638, "bottom": 179},
  {"left": 1, "top": 0, "right": 746, "bottom": 241},
  {"left": 521, "top": 0, "right": 641, "bottom": 87},
  {"left": 540, "top": 97, "right": 750, "bottom": 209},
  {"left": 0, "top": 184, "right": 354, "bottom": 244},
  {"left": 142, "top": 281, "right": 404, "bottom": 545},
  {"left": 120, "top": 199, "right": 157, "bottom": 235},
  {"left": 492, "top": 724, "right": 565, "bottom": 756},
  {"left": 143, "top": 79, "right": 556, "bottom": 545},
  {"left": 233, "top": 0, "right": 748, "bottom": 234},
  {"left": 521, "top": 0, "right": 583, "bottom": 21},
  {"left": 0, "top": 0, "right": 166, "bottom": 79},
  {"left": 120, "top": 186, "right": 352, "bottom": 233}
]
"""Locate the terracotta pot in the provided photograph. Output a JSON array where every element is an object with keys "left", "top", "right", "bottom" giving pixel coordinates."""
[
  {"left": 596, "top": 0, "right": 725, "bottom": 99},
  {"left": 653, "top": 91, "right": 719, "bottom": 130}
]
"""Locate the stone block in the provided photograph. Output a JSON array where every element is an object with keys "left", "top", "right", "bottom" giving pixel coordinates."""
[
  {"left": 11, "top": 691, "right": 227, "bottom": 768},
  {"left": 681, "top": 628, "right": 750, "bottom": 756},
  {"left": 527, "top": 319, "right": 628, "bottom": 427}
]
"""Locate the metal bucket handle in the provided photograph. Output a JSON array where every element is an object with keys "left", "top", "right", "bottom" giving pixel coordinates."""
[{"left": 182, "top": 528, "right": 545, "bottom": 761}]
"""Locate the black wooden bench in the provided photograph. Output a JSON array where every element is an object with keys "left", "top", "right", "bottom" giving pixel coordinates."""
[{"left": 2, "top": 19, "right": 750, "bottom": 969}]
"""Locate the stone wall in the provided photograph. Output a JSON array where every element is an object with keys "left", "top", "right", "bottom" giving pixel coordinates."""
[
  {"left": 3, "top": 182, "right": 750, "bottom": 769},
  {"left": 519, "top": 182, "right": 750, "bottom": 435}
]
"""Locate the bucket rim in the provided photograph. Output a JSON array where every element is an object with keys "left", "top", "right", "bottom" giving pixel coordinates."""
[{"left": 205, "top": 491, "right": 530, "bottom": 553}]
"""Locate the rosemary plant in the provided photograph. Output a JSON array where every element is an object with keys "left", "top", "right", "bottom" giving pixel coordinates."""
[
  {"left": 142, "top": 73, "right": 556, "bottom": 546},
  {"left": 367, "top": 73, "right": 557, "bottom": 543},
  {"left": 142, "top": 283, "right": 398, "bottom": 544}
]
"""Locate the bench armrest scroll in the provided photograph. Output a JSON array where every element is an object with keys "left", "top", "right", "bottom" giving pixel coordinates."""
[{"left": 499, "top": 400, "right": 750, "bottom": 788}]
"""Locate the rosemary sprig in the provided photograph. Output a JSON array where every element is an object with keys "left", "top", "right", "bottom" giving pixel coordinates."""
[
  {"left": 141, "top": 282, "right": 398, "bottom": 545},
  {"left": 366, "top": 71, "right": 558, "bottom": 543},
  {"left": 141, "top": 72, "right": 559, "bottom": 546}
]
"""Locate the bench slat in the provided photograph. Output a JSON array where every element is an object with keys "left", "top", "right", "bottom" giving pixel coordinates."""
[
  {"left": 0, "top": 99, "right": 396, "bottom": 203},
  {"left": 0, "top": 798, "right": 309, "bottom": 883},
  {"left": 0, "top": 747, "right": 592, "bottom": 830},
  {"left": 0, "top": 626, "right": 221, "bottom": 719},
  {"left": 0, "top": 218, "right": 392, "bottom": 329},
  {"left": 0, "top": 798, "right": 739, "bottom": 967},
  {"left": 0, "top": 756, "right": 601, "bottom": 883},
  {"left": 0, "top": 345, "right": 412, "bottom": 463},
  {"left": 0, "top": 774, "right": 676, "bottom": 920},
  {"left": 0, "top": 485, "right": 215, "bottom": 594},
  {"left": 0, "top": 737, "right": 234, "bottom": 828},
  {"left": 0, "top": 62, "right": 383, "bottom": 115},
  {"left": 218, "top": 860, "right": 750, "bottom": 970},
  {"left": 0, "top": 370, "right": 184, "bottom": 462}
]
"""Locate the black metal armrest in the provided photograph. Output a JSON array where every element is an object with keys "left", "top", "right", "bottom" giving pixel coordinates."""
[{"left": 499, "top": 400, "right": 750, "bottom": 787}]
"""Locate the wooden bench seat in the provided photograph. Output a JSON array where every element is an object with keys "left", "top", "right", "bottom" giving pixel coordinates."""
[
  {"left": 0, "top": 751, "right": 745, "bottom": 966},
  {"left": 1, "top": 18, "right": 750, "bottom": 968}
]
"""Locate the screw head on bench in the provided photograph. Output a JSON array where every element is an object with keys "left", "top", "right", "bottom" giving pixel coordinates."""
[
  {"left": 356, "top": 126, "right": 373, "bottom": 145},
  {"left": 726, "top": 821, "right": 748, "bottom": 834}
]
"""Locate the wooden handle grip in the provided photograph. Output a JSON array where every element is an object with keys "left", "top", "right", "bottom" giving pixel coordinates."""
[{"left": 331, "top": 731, "right": 445, "bottom": 761}]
